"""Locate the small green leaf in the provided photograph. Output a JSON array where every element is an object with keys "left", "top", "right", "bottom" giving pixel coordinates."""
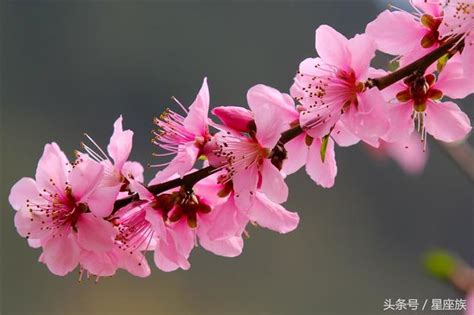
[
  {"left": 423, "top": 249, "right": 457, "bottom": 279},
  {"left": 320, "top": 135, "right": 330, "bottom": 163},
  {"left": 437, "top": 54, "right": 450, "bottom": 73},
  {"left": 388, "top": 59, "right": 400, "bottom": 72}
]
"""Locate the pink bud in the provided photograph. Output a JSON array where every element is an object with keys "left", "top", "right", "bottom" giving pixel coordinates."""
[{"left": 212, "top": 106, "right": 254, "bottom": 133}]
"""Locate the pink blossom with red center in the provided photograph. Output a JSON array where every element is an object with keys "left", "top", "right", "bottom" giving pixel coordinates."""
[
  {"left": 292, "top": 25, "right": 389, "bottom": 147},
  {"left": 366, "top": 0, "right": 444, "bottom": 65},
  {"left": 80, "top": 116, "right": 145, "bottom": 217},
  {"left": 9, "top": 143, "right": 116, "bottom": 276},
  {"left": 212, "top": 85, "right": 290, "bottom": 210},
  {"left": 152, "top": 78, "right": 211, "bottom": 178}
]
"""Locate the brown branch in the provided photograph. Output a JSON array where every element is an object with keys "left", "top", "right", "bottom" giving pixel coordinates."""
[{"left": 368, "top": 36, "right": 461, "bottom": 90}]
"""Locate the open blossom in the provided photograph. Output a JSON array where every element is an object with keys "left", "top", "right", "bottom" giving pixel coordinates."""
[
  {"left": 229, "top": 84, "right": 356, "bottom": 188},
  {"left": 383, "top": 61, "right": 472, "bottom": 145},
  {"left": 206, "top": 172, "right": 299, "bottom": 243},
  {"left": 152, "top": 78, "right": 211, "bottom": 178},
  {"left": 212, "top": 85, "right": 290, "bottom": 211},
  {"left": 292, "top": 25, "right": 389, "bottom": 147},
  {"left": 439, "top": 0, "right": 474, "bottom": 81},
  {"left": 81, "top": 116, "right": 144, "bottom": 217},
  {"left": 134, "top": 171, "right": 246, "bottom": 272},
  {"left": 366, "top": 0, "right": 444, "bottom": 65},
  {"left": 9, "top": 143, "right": 116, "bottom": 276}
]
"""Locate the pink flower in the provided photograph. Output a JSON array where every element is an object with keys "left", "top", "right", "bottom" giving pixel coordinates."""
[
  {"left": 366, "top": 0, "right": 444, "bottom": 65},
  {"left": 207, "top": 180, "right": 300, "bottom": 242},
  {"left": 9, "top": 143, "right": 116, "bottom": 276},
  {"left": 212, "top": 85, "right": 291, "bottom": 210},
  {"left": 366, "top": 133, "right": 429, "bottom": 175},
  {"left": 246, "top": 84, "right": 359, "bottom": 188},
  {"left": 439, "top": 0, "right": 474, "bottom": 82},
  {"left": 81, "top": 116, "right": 144, "bottom": 217},
  {"left": 152, "top": 78, "right": 211, "bottom": 178},
  {"left": 383, "top": 61, "right": 472, "bottom": 145},
  {"left": 131, "top": 171, "right": 245, "bottom": 272},
  {"left": 292, "top": 25, "right": 389, "bottom": 147}
]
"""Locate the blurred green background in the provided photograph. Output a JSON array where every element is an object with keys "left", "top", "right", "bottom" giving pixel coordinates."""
[{"left": 1, "top": 1, "right": 473, "bottom": 314}]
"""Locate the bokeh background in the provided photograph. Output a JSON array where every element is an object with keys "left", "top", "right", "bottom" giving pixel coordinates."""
[{"left": 1, "top": 1, "right": 473, "bottom": 314}]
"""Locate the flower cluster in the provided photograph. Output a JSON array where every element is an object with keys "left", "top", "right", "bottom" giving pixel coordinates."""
[{"left": 8, "top": 0, "right": 473, "bottom": 279}]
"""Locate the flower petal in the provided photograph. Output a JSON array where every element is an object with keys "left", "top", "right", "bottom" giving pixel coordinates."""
[
  {"left": 107, "top": 116, "right": 134, "bottom": 171},
  {"left": 248, "top": 193, "right": 299, "bottom": 234},
  {"left": 40, "top": 233, "right": 80, "bottom": 276},
  {"left": 69, "top": 157, "right": 104, "bottom": 202},
  {"left": 248, "top": 100, "right": 287, "bottom": 149},
  {"left": 76, "top": 213, "right": 116, "bottom": 252},
  {"left": 331, "top": 121, "right": 360, "bottom": 147},
  {"left": 315, "top": 25, "right": 350, "bottom": 69},
  {"left": 348, "top": 33, "right": 376, "bottom": 79},
  {"left": 282, "top": 134, "right": 308, "bottom": 175},
  {"left": 260, "top": 160, "right": 289, "bottom": 203},
  {"left": 9, "top": 177, "right": 38, "bottom": 211},
  {"left": 306, "top": 137, "right": 337, "bottom": 188},
  {"left": 35, "top": 142, "right": 69, "bottom": 193},
  {"left": 365, "top": 10, "right": 422, "bottom": 56},
  {"left": 424, "top": 101, "right": 472, "bottom": 142},
  {"left": 233, "top": 164, "right": 258, "bottom": 211},
  {"left": 184, "top": 77, "right": 210, "bottom": 136},
  {"left": 212, "top": 106, "right": 254, "bottom": 133},
  {"left": 87, "top": 183, "right": 122, "bottom": 218}
]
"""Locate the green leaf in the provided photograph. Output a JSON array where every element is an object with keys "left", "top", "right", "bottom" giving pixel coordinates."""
[
  {"left": 388, "top": 59, "right": 400, "bottom": 72},
  {"left": 423, "top": 249, "right": 457, "bottom": 279},
  {"left": 320, "top": 135, "right": 330, "bottom": 163},
  {"left": 437, "top": 54, "right": 450, "bottom": 73}
]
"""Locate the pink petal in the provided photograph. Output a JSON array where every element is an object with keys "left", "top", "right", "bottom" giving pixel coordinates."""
[
  {"left": 424, "top": 101, "right": 472, "bottom": 142},
  {"left": 107, "top": 116, "right": 134, "bottom": 171},
  {"left": 306, "top": 137, "right": 337, "bottom": 188},
  {"left": 80, "top": 250, "right": 118, "bottom": 277},
  {"left": 157, "top": 142, "right": 200, "bottom": 179},
  {"left": 122, "top": 161, "right": 144, "bottom": 183},
  {"left": 412, "top": 0, "right": 442, "bottom": 16},
  {"left": 233, "top": 164, "right": 258, "bottom": 211},
  {"left": 282, "top": 134, "right": 308, "bottom": 175},
  {"left": 184, "top": 77, "right": 210, "bottom": 136},
  {"left": 315, "top": 25, "right": 350, "bottom": 70},
  {"left": 348, "top": 33, "right": 376, "bottom": 79},
  {"left": 40, "top": 233, "right": 81, "bottom": 276},
  {"left": 343, "top": 89, "right": 390, "bottom": 147},
  {"left": 248, "top": 192, "right": 299, "bottom": 234},
  {"left": 462, "top": 34, "right": 474, "bottom": 81},
  {"left": 212, "top": 106, "right": 254, "bottom": 133},
  {"left": 69, "top": 157, "right": 104, "bottom": 202},
  {"left": 116, "top": 249, "right": 151, "bottom": 277},
  {"left": 247, "top": 86, "right": 288, "bottom": 148},
  {"left": 331, "top": 121, "right": 360, "bottom": 147},
  {"left": 260, "top": 160, "right": 289, "bottom": 203},
  {"left": 436, "top": 59, "right": 474, "bottom": 99},
  {"left": 299, "top": 104, "right": 342, "bottom": 139},
  {"left": 247, "top": 84, "right": 298, "bottom": 123},
  {"left": 76, "top": 213, "right": 116, "bottom": 252},
  {"left": 9, "top": 177, "right": 38, "bottom": 210},
  {"left": 86, "top": 183, "right": 122, "bottom": 217},
  {"left": 35, "top": 142, "right": 69, "bottom": 193},
  {"left": 384, "top": 134, "right": 428, "bottom": 175},
  {"left": 365, "top": 10, "right": 422, "bottom": 56},
  {"left": 199, "top": 234, "right": 244, "bottom": 258},
  {"left": 383, "top": 102, "right": 415, "bottom": 143},
  {"left": 207, "top": 196, "right": 248, "bottom": 241}
]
